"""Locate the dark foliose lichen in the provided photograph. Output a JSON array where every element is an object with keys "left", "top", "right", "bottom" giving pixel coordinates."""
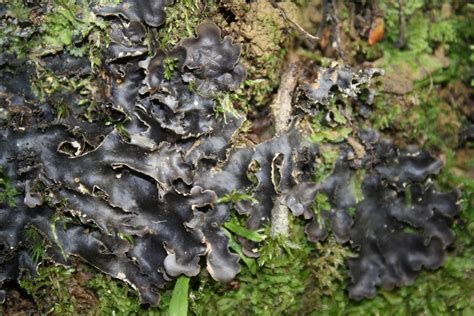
[{"left": 0, "top": 0, "right": 464, "bottom": 310}]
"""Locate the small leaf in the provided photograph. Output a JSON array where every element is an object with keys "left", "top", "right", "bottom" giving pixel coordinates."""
[
  {"left": 368, "top": 17, "right": 385, "bottom": 46},
  {"left": 224, "top": 228, "right": 257, "bottom": 274},
  {"left": 169, "top": 276, "right": 189, "bottom": 316},
  {"left": 218, "top": 189, "right": 256, "bottom": 204},
  {"left": 224, "top": 221, "right": 265, "bottom": 242}
]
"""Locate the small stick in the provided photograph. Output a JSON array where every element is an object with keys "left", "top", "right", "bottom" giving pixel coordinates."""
[
  {"left": 330, "top": 0, "right": 347, "bottom": 61},
  {"left": 396, "top": 0, "right": 406, "bottom": 48},
  {"left": 317, "top": 0, "right": 331, "bottom": 39},
  {"left": 270, "top": 62, "right": 301, "bottom": 134},
  {"left": 269, "top": 0, "right": 319, "bottom": 44},
  {"left": 269, "top": 59, "right": 302, "bottom": 238}
]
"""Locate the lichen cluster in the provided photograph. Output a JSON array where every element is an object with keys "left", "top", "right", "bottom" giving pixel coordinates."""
[{"left": 0, "top": 0, "right": 471, "bottom": 314}]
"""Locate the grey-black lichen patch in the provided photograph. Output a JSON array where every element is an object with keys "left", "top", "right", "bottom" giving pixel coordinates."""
[
  {"left": 179, "top": 22, "right": 246, "bottom": 94},
  {"left": 95, "top": 0, "right": 168, "bottom": 27},
  {"left": 1, "top": 9, "right": 247, "bottom": 306},
  {"left": 0, "top": 0, "right": 464, "bottom": 310},
  {"left": 296, "top": 62, "right": 383, "bottom": 115},
  {"left": 306, "top": 137, "right": 461, "bottom": 300}
]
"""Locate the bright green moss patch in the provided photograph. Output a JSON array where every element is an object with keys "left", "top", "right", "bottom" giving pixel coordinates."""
[
  {"left": 2, "top": 0, "right": 108, "bottom": 58},
  {"left": 0, "top": 167, "right": 19, "bottom": 207},
  {"left": 23, "top": 228, "right": 46, "bottom": 264},
  {"left": 368, "top": 1, "right": 472, "bottom": 150},
  {"left": 157, "top": 0, "right": 204, "bottom": 49},
  {"left": 20, "top": 265, "right": 86, "bottom": 314}
]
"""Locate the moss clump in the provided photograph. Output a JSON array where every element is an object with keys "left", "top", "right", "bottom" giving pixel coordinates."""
[
  {"left": 0, "top": 167, "right": 19, "bottom": 207},
  {"left": 367, "top": 1, "right": 473, "bottom": 150},
  {"left": 1, "top": 0, "right": 109, "bottom": 58},
  {"left": 190, "top": 218, "right": 351, "bottom": 315},
  {"left": 156, "top": 0, "right": 205, "bottom": 49},
  {"left": 371, "top": 88, "right": 463, "bottom": 151},
  {"left": 19, "top": 264, "right": 98, "bottom": 315},
  {"left": 87, "top": 274, "right": 172, "bottom": 315}
]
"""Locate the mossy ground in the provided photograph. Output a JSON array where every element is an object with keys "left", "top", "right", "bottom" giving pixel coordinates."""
[{"left": 1, "top": 0, "right": 473, "bottom": 315}]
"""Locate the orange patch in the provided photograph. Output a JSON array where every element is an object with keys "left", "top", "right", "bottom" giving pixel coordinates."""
[{"left": 368, "top": 17, "right": 385, "bottom": 46}]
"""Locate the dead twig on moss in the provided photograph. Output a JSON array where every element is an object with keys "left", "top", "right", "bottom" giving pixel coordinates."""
[
  {"left": 396, "top": 0, "right": 407, "bottom": 48},
  {"left": 269, "top": 58, "right": 302, "bottom": 238},
  {"left": 269, "top": 0, "right": 319, "bottom": 44},
  {"left": 330, "top": 0, "right": 347, "bottom": 61}
]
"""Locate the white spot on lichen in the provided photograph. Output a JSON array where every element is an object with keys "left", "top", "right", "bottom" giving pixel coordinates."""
[{"left": 78, "top": 183, "right": 90, "bottom": 194}]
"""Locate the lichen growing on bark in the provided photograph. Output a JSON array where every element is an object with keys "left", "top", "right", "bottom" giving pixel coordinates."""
[{"left": 1, "top": 0, "right": 473, "bottom": 314}]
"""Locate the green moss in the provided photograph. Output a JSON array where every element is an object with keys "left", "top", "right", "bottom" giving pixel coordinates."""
[
  {"left": 87, "top": 274, "right": 172, "bottom": 315},
  {"left": 3, "top": 0, "right": 108, "bottom": 58},
  {"left": 214, "top": 91, "right": 246, "bottom": 122},
  {"left": 156, "top": 0, "right": 204, "bottom": 49},
  {"left": 313, "top": 146, "right": 339, "bottom": 183},
  {"left": 23, "top": 227, "right": 46, "bottom": 264},
  {"left": 409, "top": 97, "right": 460, "bottom": 150},
  {"left": 371, "top": 1, "right": 472, "bottom": 78},
  {"left": 19, "top": 265, "right": 79, "bottom": 314},
  {"left": 190, "top": 217, "right": 351, "bottom": 315},
  {"left": 313, "top": 193, "right": 331, "bottom": 214},
  {"left": 368, "top": 2, "right": 472, "bottom": 149},
  {"left": 218, "top": 189, "right": 257, "bottom": 204},
  {"left": 0, "top": 167, "right": 19, "bottom": 207},
  {"left": 370, "top": 95, "right": 402, "bottom": 131},
  {"left": 163, "top": 57, "right": 179, "bottom": 80},
  {"left": 310, "top": 104, "right": 353, "bottom": 144}
]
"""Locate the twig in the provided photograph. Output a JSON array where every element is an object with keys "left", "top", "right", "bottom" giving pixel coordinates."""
[
  {"left": 269, "top": 0, "right": 319, "bottom": 44},
  {"left": 270, "top": 197, "right": 290, "bottom": 238},
  {"left": 317, "top": 0, "right": 331, "bottom": 39},
  {"left": 396, "top": 0, "right": 406, "bottom": 48},
  {"left": 330, "top": 0, "right": 347, "bottom": 61},
  {"left": 270, "top": 62, "right": 301, "bottom": 134},
  {"left": 269, "top": 59, "right": 302, "bottom": 238}
]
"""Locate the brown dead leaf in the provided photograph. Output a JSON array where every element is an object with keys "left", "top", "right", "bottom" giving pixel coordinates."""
[
  {"left": 347, "top": 136, "right": 366, "bottom": 159},
  {"left": 368, "top": 17, "right": 384, "bottom": 46}
]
